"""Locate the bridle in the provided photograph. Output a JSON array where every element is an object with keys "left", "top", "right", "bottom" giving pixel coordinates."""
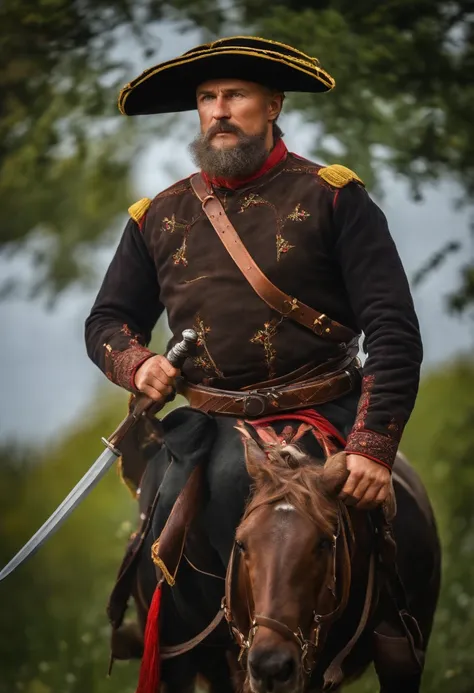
[
  {"left": 222, "top": 501, "right": 357, "bottom": 676},
  {"left": 156, "top": 496, "right": 375, "bottom": 688}
]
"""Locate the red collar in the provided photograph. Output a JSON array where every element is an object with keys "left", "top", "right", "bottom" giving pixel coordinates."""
[{"left": 202, "top": 138, "right": 288, "bottom": 190}]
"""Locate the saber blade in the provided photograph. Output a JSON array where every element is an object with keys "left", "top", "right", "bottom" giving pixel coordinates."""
[
  {"left": 0, "top": 328, "right": 198, "bottom": 582},
  {"left": 0, "top": 446, "right": 119, "bottom": 582}
]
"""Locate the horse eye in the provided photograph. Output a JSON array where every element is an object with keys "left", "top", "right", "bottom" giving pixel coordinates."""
[
  {"left": 235, "top": 539, "right": 246, "bottom": 552},
  {"left": 317, "top": 537, "right": 333, "bottom": 551}
]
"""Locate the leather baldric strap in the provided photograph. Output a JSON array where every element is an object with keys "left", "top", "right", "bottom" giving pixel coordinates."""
[{"left": 190, "top": 173, "right": 356, "bottom": 344}]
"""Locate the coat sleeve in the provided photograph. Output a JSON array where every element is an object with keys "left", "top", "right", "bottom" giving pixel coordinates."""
[
  {"left": 84, "top": 217, "right": 164, "bottom": 393},
  {"left": 332, "top": 182, "right": 423, "bottom": 469}
]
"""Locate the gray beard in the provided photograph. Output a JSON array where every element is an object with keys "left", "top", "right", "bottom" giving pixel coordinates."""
[{"left": 189, "top": 127, "right": 269, "bottom": 179}]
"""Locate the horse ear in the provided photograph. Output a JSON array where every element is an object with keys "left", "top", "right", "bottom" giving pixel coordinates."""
[
  {"left": 245, "top": 439, "right": 268, "bottom": 478},
  {"left": 322, "top": 452, "right": 349, "bottom": 497},
  {"left": 235, "top": 425, "right": 268, "bottom": 477}
]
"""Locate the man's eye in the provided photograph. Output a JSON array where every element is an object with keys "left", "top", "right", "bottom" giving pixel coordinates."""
[{"left": 200, "top": 94, "right": 214, "bottom": 102}]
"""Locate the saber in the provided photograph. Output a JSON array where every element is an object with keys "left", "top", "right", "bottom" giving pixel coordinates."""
[{"left": 0, "top": 329, "right": 197, "bottom": 582}]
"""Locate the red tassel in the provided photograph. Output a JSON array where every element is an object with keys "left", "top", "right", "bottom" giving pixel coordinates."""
[{"left": 136, "top": 582, "right": 162, "bottom": 693}]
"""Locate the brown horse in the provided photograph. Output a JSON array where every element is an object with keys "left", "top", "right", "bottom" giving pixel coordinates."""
[
  {"left": 110, "top": 409, "right": 440, "bottom": 693},
  {"left": 225, "top": 429, "right": 441, "bottom": 693}
]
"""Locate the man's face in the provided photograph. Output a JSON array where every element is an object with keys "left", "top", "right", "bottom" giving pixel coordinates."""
[{"left": 196, "top": 78, "right": 281, "bottom": 151}]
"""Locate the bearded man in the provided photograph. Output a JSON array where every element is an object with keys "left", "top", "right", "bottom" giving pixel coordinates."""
[{"left": 85, "top": 36, "right": 422, "bottom": 535}]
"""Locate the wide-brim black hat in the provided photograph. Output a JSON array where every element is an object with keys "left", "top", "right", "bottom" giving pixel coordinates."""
[{"left": 118, "top": 36, "right": 335, "bottom": 116}]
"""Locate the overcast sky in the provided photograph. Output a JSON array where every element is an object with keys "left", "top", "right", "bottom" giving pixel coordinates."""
[{"left": 0, "top": 23, "right": 472, "bottom": 444}]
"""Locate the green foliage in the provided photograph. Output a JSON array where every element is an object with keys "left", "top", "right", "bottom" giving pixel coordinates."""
[
  {"left": 1, "top": 358, "right": 474, "bottom": 691},
  {"left": 404, "top": 361, "right": 474, "bottom": 692},
  {"left": 0, "top": 395, "right": 140, "bottom": 693},
  {"left": 0, "top": 0, "right": 171, "bottom": 300}
]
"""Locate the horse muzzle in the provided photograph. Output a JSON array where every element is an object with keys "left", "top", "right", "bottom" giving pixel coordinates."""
[{"left": 248, "top": 643, "right": 304, "bottom": 693}]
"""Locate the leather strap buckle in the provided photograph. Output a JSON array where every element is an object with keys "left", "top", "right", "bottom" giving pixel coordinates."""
[
  {"left": 240, "top": 390, "right": 279, "bottom": 417},
  {"left": 312, "top": 313, "right": 332, "bottom": 337}
]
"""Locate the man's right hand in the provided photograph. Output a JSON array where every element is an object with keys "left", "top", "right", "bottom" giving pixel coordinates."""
[{"left": 134, "top": 355, "right": 179, "bottom": 402}]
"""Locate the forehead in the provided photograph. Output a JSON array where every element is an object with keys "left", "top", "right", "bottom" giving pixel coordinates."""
[
  {"left": 238, "top": 502, "right": 318, "bottom": 543},
  {"left": 196, "top": 78, "right": 267, "bottom": 94}
]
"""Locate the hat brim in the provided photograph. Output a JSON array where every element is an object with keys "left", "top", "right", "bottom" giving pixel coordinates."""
[{"left": 119, "top": 47, "right": 335, "bottom": 116}]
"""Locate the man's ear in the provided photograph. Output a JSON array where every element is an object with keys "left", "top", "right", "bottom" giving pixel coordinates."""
[{"left": 268, "top": 91, "right": 284, "bottom": 121}]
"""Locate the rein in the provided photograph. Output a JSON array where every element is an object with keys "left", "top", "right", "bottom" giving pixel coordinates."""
[{"left": 160, "top": 605, "right": 225, "bottom": 659}]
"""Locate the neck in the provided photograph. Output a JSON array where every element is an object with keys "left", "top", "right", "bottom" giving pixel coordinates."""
[{"left": 202, "top": 138, "right": 288, "bottom": 190}]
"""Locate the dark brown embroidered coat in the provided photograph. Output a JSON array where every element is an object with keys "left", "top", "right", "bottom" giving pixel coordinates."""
[{"left": 85, "top": 151, "right": 422, "bottom": 468}]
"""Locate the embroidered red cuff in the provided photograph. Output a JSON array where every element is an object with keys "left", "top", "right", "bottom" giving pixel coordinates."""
[
  {"left": 345, "top": 429, "right": 398, "bottom": 470},
  {"left": 105, "top": 345, "right": 155, "bottom": 393},
  {"left": 130, "top": 350, "right": 156, "bottom": 391}
]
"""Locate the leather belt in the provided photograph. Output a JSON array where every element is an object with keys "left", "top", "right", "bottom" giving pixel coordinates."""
[{"left": 178, "top": 366, "right": 359, "bottom": 418}]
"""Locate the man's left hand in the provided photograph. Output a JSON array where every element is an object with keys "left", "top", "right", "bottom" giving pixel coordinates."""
[{"left": 338, "top": 454, "right": 391, "bottom": 509}]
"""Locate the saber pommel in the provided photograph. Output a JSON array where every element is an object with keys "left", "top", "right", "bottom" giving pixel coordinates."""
[{"left": 166, "top": 328, "right": 197, "bottom": 367}]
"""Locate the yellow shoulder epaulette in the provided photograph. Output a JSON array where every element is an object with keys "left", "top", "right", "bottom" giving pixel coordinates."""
[
  {"left": 317, "top": 164, "right": 364, "bottom": 188},
  {"left": 128, "top": 197, "right": 152, "bottom": 224}
]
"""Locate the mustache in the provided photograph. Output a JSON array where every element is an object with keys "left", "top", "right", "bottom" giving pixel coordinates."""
[{"left": 205, "top": 121, "right": 244, "bottom": 142}]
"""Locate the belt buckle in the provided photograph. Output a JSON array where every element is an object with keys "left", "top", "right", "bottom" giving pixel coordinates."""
[{"left": 242, "top": 389, "right": 279, "bottom": 417}]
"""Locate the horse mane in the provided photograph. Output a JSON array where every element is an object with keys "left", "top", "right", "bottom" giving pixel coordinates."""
[{"left": 243, "top": 439, "right": 338, "bottom": 537}]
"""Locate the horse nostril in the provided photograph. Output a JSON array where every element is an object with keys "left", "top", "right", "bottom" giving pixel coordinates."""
[
  {"left": 273, "top": 656, "right": 294, "bottom": 682},
  {"left": 249, "top": 648, "right": 296, "bottom": 684}
]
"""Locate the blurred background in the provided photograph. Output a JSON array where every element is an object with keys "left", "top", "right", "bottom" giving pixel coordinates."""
[{"left": 1, "top": 2, "right": 473, "bottom": 692}]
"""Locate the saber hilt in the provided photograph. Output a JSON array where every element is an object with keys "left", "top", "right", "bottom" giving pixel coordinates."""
[
  {"left": 105, "top": 328, "right": 198, "bottom": 451},
  {"left": 166, "top": 328, "right": 198, "bottom": 367}
]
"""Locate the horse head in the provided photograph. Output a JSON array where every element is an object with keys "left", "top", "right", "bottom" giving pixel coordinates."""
[{"left": 226, "top": 428, "right": 354, "bottom": 693}]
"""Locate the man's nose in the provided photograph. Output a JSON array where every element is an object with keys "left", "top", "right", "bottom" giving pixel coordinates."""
[{"left": 212, "top": 94, "right": 230, "bottom": 120}]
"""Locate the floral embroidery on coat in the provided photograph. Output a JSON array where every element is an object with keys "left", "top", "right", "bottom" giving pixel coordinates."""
[
  {"left": 238, "top": 194, "right": 310, "bottom": 261},
  {"left": 287, "top": 203, "right": 310, "bottom": 222},
  {"left": 161, "top": 214, "right": 184, "bottom": 234},
  {"left": 192, "top": 316, "right": 224, "bottom": 378},
  {"left": 172, "top": 232, "right": 191, "bottom": 266},
  {"left": 250, "top": 318, "right": 282, "bottom": 378},
  {"left": 161, "top": 212, "right": 203, "bottom": 267}
]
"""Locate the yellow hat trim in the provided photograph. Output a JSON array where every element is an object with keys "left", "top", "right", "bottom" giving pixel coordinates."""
[
  {"left": 318, "top": 165, "right": 364, "bottom": 188},
  {"left": 207, "top": 35, "right": 321, "bottom": 65},
  {"left": 128, "top": 197, "right": 152, "bottom": 223}
]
